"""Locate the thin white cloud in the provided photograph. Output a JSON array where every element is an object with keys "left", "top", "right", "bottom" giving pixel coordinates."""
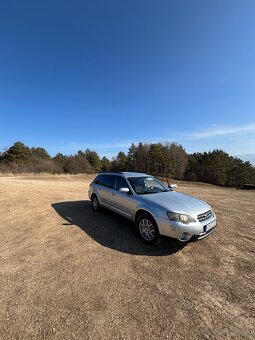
[
  {"left": 49, "top": 123, "right": 255, "bottom": 156},
  {"left": 187, "top": 124, "right": 255, "bottom": 140},
  {"left": 144, "top": 124, "right": 255, "bottom": 143},
  {"left": 67, "top": 141, "right": 135, "bottom": 150}
]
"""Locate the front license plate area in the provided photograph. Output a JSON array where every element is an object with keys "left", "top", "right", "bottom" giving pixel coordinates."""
[{"left": 206, "top": 220, "right": 216, "bottom": 232}]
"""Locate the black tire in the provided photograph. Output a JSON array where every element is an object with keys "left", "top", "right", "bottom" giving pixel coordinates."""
[
  {"left": 136, "top": 213, "right": 159, "bottom": 245},
  {"left": 91, "top": 194, "right": 100, "bottom": 212}
]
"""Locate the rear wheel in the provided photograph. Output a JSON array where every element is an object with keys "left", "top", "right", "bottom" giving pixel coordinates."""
[
  {"left": 136, "top": 213, "right": 159, "bottom": 245},
  {"left": 91, "top": 195, "right": 100, "bottom": 212}
]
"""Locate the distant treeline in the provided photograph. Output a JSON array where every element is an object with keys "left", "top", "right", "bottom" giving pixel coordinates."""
[{"left": 0, "top": 141, "right": 254, "bottom": 187}]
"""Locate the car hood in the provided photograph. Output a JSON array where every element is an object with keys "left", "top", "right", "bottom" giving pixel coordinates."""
[{"left": 141, "top": 191, "right": 210, "bottom": 217}]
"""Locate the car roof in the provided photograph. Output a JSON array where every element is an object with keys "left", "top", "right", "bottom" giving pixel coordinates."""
[
  {"left": 121, "top": 172, "right": 149, "bottom": 178},
  {"left": 99, "top": 171, "right": 149, "bottom": 178}
]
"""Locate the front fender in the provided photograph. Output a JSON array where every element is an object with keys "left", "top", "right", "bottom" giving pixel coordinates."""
[{"left": 132, "top": 203, "right": 162, "bottom": 223}]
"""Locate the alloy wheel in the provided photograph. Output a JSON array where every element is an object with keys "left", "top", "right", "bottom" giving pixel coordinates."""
[{"left": 139, "top": 218, "right": 155, "bottom": 241}]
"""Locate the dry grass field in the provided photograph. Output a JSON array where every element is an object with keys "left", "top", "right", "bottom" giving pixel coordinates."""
[{"left": 0, "top": 175, "right": 254, "bottom": 339}]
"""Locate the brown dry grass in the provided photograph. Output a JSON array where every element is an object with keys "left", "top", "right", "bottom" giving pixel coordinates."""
[{"left": 0, "top": 175, "right": 254, "bottom": 339}]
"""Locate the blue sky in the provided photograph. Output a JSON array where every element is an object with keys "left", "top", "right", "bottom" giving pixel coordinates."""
[{"left": 0, "top": 0, "right": 255, "bottom": 158}]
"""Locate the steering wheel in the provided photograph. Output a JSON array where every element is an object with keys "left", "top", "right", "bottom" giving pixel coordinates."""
[{"left": 148, "top": 185, "right": 155, "bottom": 191}]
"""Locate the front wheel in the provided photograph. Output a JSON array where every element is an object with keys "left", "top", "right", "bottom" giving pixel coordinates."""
[
  {"left": 91, "top": 195, "right": 100, "bottom": 212},
  {"left": 136, "top": 213, "right": 159, "bottom": 245}
]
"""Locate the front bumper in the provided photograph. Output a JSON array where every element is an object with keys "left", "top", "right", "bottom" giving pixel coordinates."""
[
  {"left": 158, "top": 215, "right": 217, "bottom": 242},
  {"left": 191, "top": 222, "right": 217, "bottom": 241}
]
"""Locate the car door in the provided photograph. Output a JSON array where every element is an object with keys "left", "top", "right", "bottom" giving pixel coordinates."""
[
  {"left": 96, "top": 174, "right": 116, "bottom": 208},
  {"left": 110, "top": 176, "right": 133, "bottom": 219}
]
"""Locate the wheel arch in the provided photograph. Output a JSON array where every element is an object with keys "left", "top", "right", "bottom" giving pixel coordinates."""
[
  {"left": 91, "top": 192, "right": 97, "bottom": 200},
  {"left": 135, "top": 209, "right": 160, "bottom": 244},
  {"left": 91, "top": 192, "right": 100, "bottom": 203},
  {"left": 135, "top": 209, "right": 157, "bottom": 225}
]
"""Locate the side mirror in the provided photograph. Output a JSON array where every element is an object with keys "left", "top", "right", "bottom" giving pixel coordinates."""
[
  {"left": 119, "top": 187, "right": 130, "bottom": 193},
  {"left": 168, "top": 184, "right": 177, "bottom": 189}
]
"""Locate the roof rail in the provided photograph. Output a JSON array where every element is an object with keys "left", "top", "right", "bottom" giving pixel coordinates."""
[{"left": 99, "top": 171, "right": 124, "bottom": 174}]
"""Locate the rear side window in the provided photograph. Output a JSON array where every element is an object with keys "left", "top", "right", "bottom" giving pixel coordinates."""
[
  {"left": 115, "top": 176, "right": 128, "bottom": 190},
  {"left": 94, "top": 175, "right": 103, "bottom": 185},
  {"left": 94, "top": 174, "right": 116, "bottom": 188}
]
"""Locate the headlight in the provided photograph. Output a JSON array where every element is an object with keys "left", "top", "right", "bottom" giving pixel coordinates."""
[{"left": 167, "top": 212, "right": 196, "bottom": 224}]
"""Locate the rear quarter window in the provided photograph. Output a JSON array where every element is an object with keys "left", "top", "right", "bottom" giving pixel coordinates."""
[
  {"left": 94, "top": 174, "right": 116, "bottom": 188},
  {"left": 93, "top": 175, "right": 103, "bottom": 185}
]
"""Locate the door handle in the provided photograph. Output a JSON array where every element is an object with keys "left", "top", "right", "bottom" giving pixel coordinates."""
[{"left": 112, "top": 192, "right": 115, "bottom": 196}]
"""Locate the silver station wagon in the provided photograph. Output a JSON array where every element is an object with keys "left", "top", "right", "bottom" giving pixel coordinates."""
[{"left": 88, "top": 172, "right": 217, "bottom": 245}]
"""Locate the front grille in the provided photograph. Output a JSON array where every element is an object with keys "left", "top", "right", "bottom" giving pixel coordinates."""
[{"left": 197, "top": 210, "right": 212, "bottom": 222}]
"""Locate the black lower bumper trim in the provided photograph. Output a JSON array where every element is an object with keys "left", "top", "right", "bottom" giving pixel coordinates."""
[{"left": 191, "top": 225, "right": 217, "bottom": 241}]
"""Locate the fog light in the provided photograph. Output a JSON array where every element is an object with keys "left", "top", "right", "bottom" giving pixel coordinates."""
[{"left": 179, "top": 232, "right": 191, "bottom": 241}]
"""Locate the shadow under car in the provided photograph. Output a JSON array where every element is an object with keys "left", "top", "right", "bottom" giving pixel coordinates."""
[{"left": 51, "top": 200, "right": 186, "bottom": 256}]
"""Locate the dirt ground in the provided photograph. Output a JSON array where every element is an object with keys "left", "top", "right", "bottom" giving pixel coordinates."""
[{"left": 0, "top": 175, "right": 254, "bottom": 339}]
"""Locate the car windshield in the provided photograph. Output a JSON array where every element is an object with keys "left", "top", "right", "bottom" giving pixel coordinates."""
[{"left": 127, "top": 176, "right": 170, "bottom": 195}]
